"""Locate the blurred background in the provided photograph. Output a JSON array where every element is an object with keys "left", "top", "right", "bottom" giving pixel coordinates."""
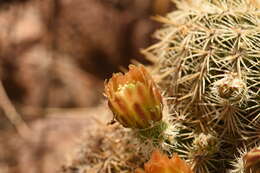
[{"left": 0, "top": 0, "right": 173, "bottom": 172}]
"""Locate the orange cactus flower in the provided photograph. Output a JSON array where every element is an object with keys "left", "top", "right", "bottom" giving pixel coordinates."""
[
  {"left": 135, "top": 150, "right": 193, "bottom": 173},
  {"left": 104, "top": 65, "right": 163, "bottom": 129}
]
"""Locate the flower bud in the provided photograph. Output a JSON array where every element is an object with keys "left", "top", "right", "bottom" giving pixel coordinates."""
[
  {"left": 243, "top": 147, "right": 260, "bottom": 173},
  {"left": 104, "top": 65, "right": 163, "bottom": 129},
  {"left": 135, "top": 150, "right": 193, "bottom": 173}
]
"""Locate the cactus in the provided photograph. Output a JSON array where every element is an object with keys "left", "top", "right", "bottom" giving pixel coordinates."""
[
  {"left": 141, "top": 0, "right": 260, "bottom": 172},
  {"left": 62, "top": 0, "right": 260, "bottom": 173}
]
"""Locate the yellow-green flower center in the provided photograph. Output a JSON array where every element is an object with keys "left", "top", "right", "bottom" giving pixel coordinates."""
[{"left": 117, "top": 83, "right": 136, "bottom": 95}]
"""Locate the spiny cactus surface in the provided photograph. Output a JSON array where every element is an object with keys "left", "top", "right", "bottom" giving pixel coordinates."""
[{"left": 143, "top": 0, "right": 260, "bottom": 172}]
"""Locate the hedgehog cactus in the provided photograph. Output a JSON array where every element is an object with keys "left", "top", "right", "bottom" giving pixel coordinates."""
[
  {"left": 61, "top": 1, "right": 259, "bottom": 173},
  {"left": 141, "top": 0, "right": 260, "bottom": 172}
]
